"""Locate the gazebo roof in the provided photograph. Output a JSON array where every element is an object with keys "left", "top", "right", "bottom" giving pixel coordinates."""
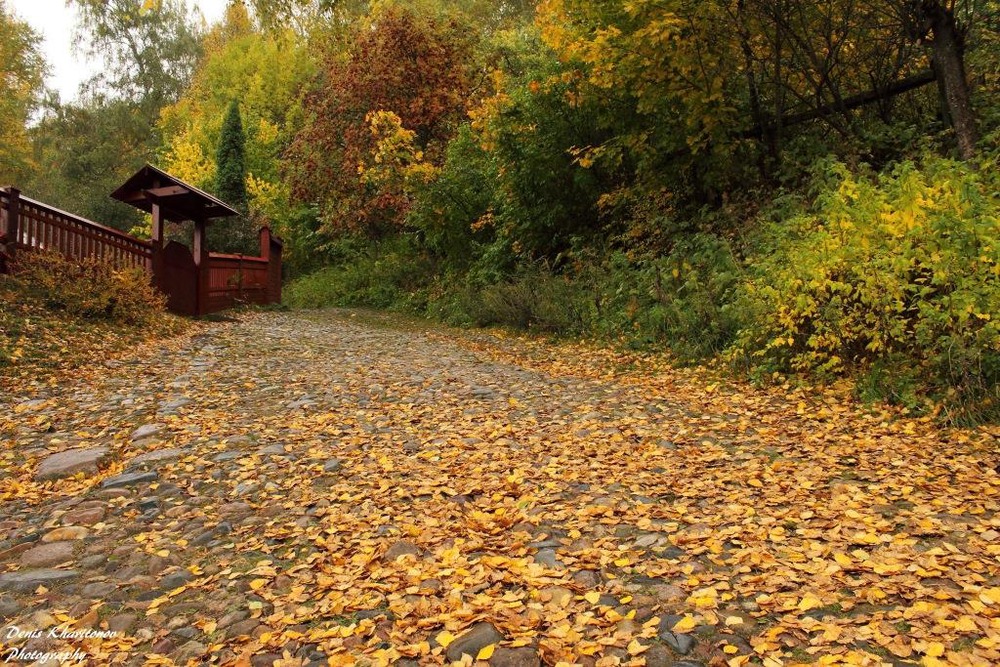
[{"left": 111, "top": 164, "right": 239, "bottom": 223}]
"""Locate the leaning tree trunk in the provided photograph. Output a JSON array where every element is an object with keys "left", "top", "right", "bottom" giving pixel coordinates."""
[{"left": 923, "top": 1, "right": 978, "bottom": 159}]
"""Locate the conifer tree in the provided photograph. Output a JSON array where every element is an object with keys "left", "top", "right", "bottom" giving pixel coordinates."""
[{"left": 215, "top": 99, "right": 248, "bottom": 211}]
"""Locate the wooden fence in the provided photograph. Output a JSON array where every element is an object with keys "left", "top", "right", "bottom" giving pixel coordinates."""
[
  {"left": 1, "top": 187, "right": 152, "bottom": 270},
  {"left": 204, "top": 228, "right": 283, "bottom": 314},
  {"left": 1, "top": 186, "right": 282, "bottom": 317}
]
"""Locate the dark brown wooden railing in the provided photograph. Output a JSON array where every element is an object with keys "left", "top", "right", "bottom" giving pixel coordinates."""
[
  {"left": 205, "top": 253, "right": 270, "bottom": 312},
  {"left": 1, "top": 187, "right": 152, "bottom": 270},
  {"left": 1, "top": 186, "right": 283, "bottom": 317}
]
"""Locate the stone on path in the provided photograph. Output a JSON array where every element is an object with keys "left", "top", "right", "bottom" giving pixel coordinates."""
[
  {"left": 642, "top": 645, "right": 673, "bottom": 667},
  {"left": 61, "top": 506, "right": 105, "bottom": 526},
  {"left": 0, "top": 597, "right": 19, "bottom": 618},
  {"left": 572, "top": 570, "right": 601, "bottom": 588},
  {"left": 101, "top": 471, "right": 158, "bottom": 489},
  {"left": 161, "top": 570, "right": 193, "bottom": 590},
  {"left": 34, "top": 447, "right": 109, "bottom": 481},
  {"left": 490, "top": 647, "right": 541, "bottom": 667},
  {"left": 81, "top": 582, "right": 117, "bottom": 598},
  {"left": 130, "top": 448, "right": 187, "bottom": 466},
  {"left": 41, "top": 526, "right": 88, "bottom": 542},
  {"left": 20, "top": 542, "right": 74, "bottom": 568},
  {"left": 384, "top": 541, "right": 421, "bottom": 561},
  {"left": 445, "top": 622, "right": 505, "bottom": 661},
  {"left": 533, "top": 548, "right": 564, "bottom": 568},
  {"left": 0, "top": 569, "right": 79, "bottom": 592},
  {"left": 131, "top": 424, "right": 166, "bottom": 442},
  {"left": 107, "top": 614, "right": 137, "bottom": 632}
]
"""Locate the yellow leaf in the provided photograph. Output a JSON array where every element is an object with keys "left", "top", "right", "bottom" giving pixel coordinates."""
[
  {"left": 724, "top": 616, "right": 744, "bottom": 627},
  {"left": 925, "top": 641, "right": 945, "bottom": 657},
  {"left": 476, "top": 644, "right": 495, "bottom": 660},
  {"left": 954, "top": 616, "right": 978, "bottom": 632},
  {"left": 833, "top": 552, "right": 852, "bottom": 567},
  {"left": 249, "top": 578, "right": 268, "bottom": 591},
  {"left": 798, "top": 593, "right": 823, "bottom": 612},
  {"left": 436, "top": 630, "right": 455, "bottom": 648},
  {"left": 155, "top": 549, "right": 169, "bottom": 557},
  {"left": 626, "top": 639, "right": 647, "bottom": 655},
  {"left": 584, "top": 591, "right": 601, "bottom": 605},
  {"left": 980, "top": 587, "right": 1000, "bottom": 605},
  {"left": 672, "top": 615, "right": 697, "bottom": 633}
]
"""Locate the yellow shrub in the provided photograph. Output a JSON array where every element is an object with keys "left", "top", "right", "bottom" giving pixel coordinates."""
[
  {"left": 11, "top": 250, "right": 167, "bottom": 327},
  {"left": 732, "top": 158, "right": 1000, "bottom": 418}
]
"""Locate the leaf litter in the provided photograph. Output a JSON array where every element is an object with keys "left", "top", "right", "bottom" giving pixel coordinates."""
[{"left": 0, "top": 309, "right": 998, "bottom": 666}]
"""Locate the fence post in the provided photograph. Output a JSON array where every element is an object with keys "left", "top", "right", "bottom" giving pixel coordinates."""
[
  {"left": 259, "top": 226, "right": 271, "bottom": 261},
  {"left": 5, "top": 187, "right": 20, "bottom": 262},
  {"left": 268, "top": 235, "right": 282, "bottom": 305}
]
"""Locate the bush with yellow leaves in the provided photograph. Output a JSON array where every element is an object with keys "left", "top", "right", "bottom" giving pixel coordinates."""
[
  {"left": 11, "top": 250, "right": 167, "bottom": 327},
  {"left": 732, "top": 157, "right": 1000, "bottom": 421}
]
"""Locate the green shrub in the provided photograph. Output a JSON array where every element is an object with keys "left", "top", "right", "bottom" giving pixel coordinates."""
[
  {"left": 12, "top": 250, "right": 167, "bottom": 326},
  {"left": 731, "top": 157, "right": 1000, "bottom": 421},
  {"left": 284, "top": 235, "right": 434, "bottom": 310},
  {"left": 472, "top": 269, "right": 591, "bottom": 332}
]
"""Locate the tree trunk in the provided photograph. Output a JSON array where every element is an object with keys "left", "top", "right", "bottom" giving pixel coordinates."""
[{"left": 923, "top": 2, "right": 978, "bottom": 159}]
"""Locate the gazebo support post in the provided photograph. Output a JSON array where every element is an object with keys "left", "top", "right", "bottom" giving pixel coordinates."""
[
  {"left": 193, "top": 219, "right": 207, "bottom": 317},
  {"left": 150, "top": 202, "right": 164, "bottom": 289}
]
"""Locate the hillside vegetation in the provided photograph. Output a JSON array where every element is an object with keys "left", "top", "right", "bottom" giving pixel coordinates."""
[{"left": 2, "top": 0, "right": 998, "bottom": 421}]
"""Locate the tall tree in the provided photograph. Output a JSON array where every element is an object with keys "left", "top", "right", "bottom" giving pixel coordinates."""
[
  {"left": 27, "top": 96, "right": 149, "bottom": 232},
  {"left": 286, "top": 3, "right": 474, "bottom": 236},
  {"left": 71, "top": 0, "right": 202, "bottom": 117},
  {"left": 208, "top": 99, "right": 256, "bottom": 253},
  {"left": 0, "top": 1, "right": 47, "bottom": 184},
  {"left": 893, "top": 0, "right": 981, "bottom": 159},
  {"left": 215, "top": 100, "right": 248, "bottom": 211}
]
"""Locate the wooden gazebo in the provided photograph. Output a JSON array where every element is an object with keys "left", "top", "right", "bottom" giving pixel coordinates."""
[{"left": 111, "top": 164, "right": 282, "bottom": 316}]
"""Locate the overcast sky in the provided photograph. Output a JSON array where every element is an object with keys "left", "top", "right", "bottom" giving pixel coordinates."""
[{"left": 8, "top": 0, "right": 230, "bottom": 103}]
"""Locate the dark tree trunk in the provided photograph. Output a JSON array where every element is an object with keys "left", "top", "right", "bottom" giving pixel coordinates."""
[{"left": 920, "top": 1, "right": 978, "bottom": 159}]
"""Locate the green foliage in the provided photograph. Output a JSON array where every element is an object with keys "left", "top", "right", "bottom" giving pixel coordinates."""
[
  {"left": 208, "top": 99, "right": 257, "bottom": 255},
  {"left": 216, "top": 100, "right": 248, "bottom": 209},
  {"left": 27, "top": 98, "right": 149, "bottom": 232},
  {"left": 284, "top": 235, "right": 435, "bottom": 310},
  {"left": 159, "top": 6, "right": 314, "bottom": 190},
  {"left": 11, "top": 250, "right": 168, "bottom": 327},
  {"left": 732, "top": 157, "right": 1000, "bottom": 420},
  {"left": 25, "top": 0, "right": 202, "bottom": 232},
  {"left": 406, "top": 124, "right": 497, "bottom": 274},
  {"left": 453, "top": 268, "right": 592, "bottom": 333},
  {"left": 71, "top": 0, "right": 201, "bottom": 110},
  {"left": 481, "top": 31, "right": 612, "bottom": 264},
  {"left": 157, "top": 5, "right": 315, "bottom": 258},
  {"left": 594, "top": 237, "right": 743, "bottom": 359}
]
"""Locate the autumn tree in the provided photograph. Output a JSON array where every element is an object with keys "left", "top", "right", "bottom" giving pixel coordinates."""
[
  {"left": 26, "top": 0, "right": 202, "bottom": 229},
  {"left": 0, "top": 1, "right": 47, "bottom": 184},
  {"left": 285, "top": 3, "right": 474, "bottom": 237},
  {"left": 28, "top": 97, "right": 150, "bottom": 231}
]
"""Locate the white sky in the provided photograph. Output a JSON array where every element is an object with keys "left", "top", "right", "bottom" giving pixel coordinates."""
[{"left": 8, "top": 0, "right": 230, "bottom": 103}]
